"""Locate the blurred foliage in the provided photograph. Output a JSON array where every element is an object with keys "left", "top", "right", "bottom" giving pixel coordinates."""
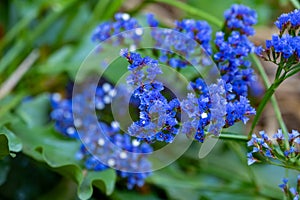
[{"left": 0, "top": 0, "right": 299, "bottom": 199}]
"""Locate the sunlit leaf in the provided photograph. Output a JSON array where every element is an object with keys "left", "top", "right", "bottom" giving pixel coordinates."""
[{"left": 0, "top": 127, "right": 22, "bottom": 159}]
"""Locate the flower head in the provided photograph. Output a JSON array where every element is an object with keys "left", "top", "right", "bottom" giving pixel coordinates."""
[
  {"left": 275, "top": 9, "right": 300, "bottom": 32},
  {"left": 224, "top": 4, "right": 257, "bottom": 36},
  {"left": 121, "top": 49, "right": 180, "bottom": 143},
  {"left": 92, "top": 13, "right": 142, "bottom": 45}
]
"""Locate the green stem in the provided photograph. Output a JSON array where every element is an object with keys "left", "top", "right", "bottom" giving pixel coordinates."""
[
  {"left": 250, "top": 55, "right": 288, "bottom": 137},
  {"left": 285, "top": 63, "right": 300, "bottom": 80},
  {"left": 249, "top": 76, "right": 285, "bottom": 134},
  {"left": 249, "top": 83, "right": 277, "bottom": 136},
  {"left": 153, "top": 0, "right": 223, "bottom": 27},
  {"left": 268, "top": 161, "right": 300, "bottom": 171},
  {"left": 275, "top": 63, "right": 283, "bottom": 79},
  {"left": 216, "top": 132, "right": 248, "bottom": 141}
]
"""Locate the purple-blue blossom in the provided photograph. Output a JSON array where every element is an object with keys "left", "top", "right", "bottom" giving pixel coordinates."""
[
  {"left": 207, "top": 79, "right": 227, "bottom": 136},
  {"left": 146, "top": 13, "right": 159, "bottom": 27},
  {"left": 224, "top": 4, "right": 257, "bottom": 36},
  {"left": 259, "top": 9, "right": 300, "bottom": 67},
  {"left": 247, "top": 152, "right": 257, "bottom": 165},
  {"left": 248, "top": 129, "right": 300, "bottom": 166},
  {"left": 150, "top": 19, "right": 212, "bottom": 68},
  {"left": 226, "top": 96, "right": 256, "bottom": 126},
  {"left": 214, "top": 30, "right": 256, "bottom": 98},
  {"left": 92, "top": 13, "right": 142, "bottom": 45},
  {"left": 264, "top": 34, "right": 300, "bottom": 59},
  {"left": 275, "top": 9, "right": 300, "bottom": 31},
  {"left": 279, "top": 178, "right": 289, "bottom": 191},
  {"left": 279, "top": 177, "right": 300, "bottom": 199},
  {"left": 174, "top": 19, "right": 212, "bottom": 55},
  {"left": 121, "top": 49, "right": 180, "bottom": 143}
]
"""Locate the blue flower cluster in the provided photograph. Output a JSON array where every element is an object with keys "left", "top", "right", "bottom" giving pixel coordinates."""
[
  {"left": 77, "top": 122, "right": 152, "bottom": 189},
  {"left": 148, "top": 15, "right": 212, "bottom": 68},
  {"left": 226, "top": 96, "right": 256, "bottom": 126},
  {"left": 211, "top": 4, "right": 257, "bottom": 132},
  {"left": 180, "top": 92, "right": 210, "bottom": 142},
  {"left": 180, "top": 5, "right": 257, "bottom": 143},
  {"left": 258, "top": 9, "right": 300, "bottom": 66},
  {"left": 51, "top": 93, "right": 78, "bottom": 138},
  {"left": 51, "top": 81, "right": 153, "bottom": 189},
  {"left": 121, "top": 49, "right": 180, "bottom": 143},
  {"left": 50, "top": 82, "right": 116, "bottom": 138},
  {"left": 215, "top": 4, "right": 258, "bottom": 98},
  {"left": 174, "top": 19, "right": 212, "bottom": 55},
  {"left": 247, "top": 129, "right": 300, "bottom": 166},
  {"left": 275, "top": 9, "right": 300, "bottom": 32},
  {"left": 92, "top": 13, "right": 143, "bottom": 45},
  {"left": 279, "top": 176, "right": 300, "bottom": 200},
  {"left": 224, "top": 4, "right": 257, "bottom": 36},
  {"left": 129, "top": 5, "right": 257, "bottom": 143},
  {"left": 214, "top": 31, "right": 256, "bottom": 97},
  {"left": 181, "top": 79, "right": 227, "bottom": 142},
  {"left": 264, "top": 34, "right": 300, "bottom": 60}
]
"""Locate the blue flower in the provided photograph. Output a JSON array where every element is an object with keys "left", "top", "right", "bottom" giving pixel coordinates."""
[
  {"left": 279, "top": 175, "right": 300, "bottom": 200},
  {"left": 248, "top": 129, "right": 300, "bottom": 167},
  {"left": 224, "top": 4, "right": 257, "bottom": 36},
  {"left": 247, "top": 152, "right": 257, "bottom": 165},
  {"left": 180, "top": 93, "right": 199, "bottom": 118},
  {"left": 214, "top": 30, "right": 256, "bottom": 97},
  {"left": 50, "top": 94, "right": 79, "bottom": 138},
  {"left": 121, "top": 50, "right": 180, "bottom": 143},
  {"left": 226, "top": 96, "right": 256, "bottom": 126},
  {"left": 174, "top": 19, "right": 212, "bottom": 54},
  {"left": 121, "top": 48, "right": 161, "bottom": 86},
  {"left": 265, "top": 149, "right": 273, "bottom": 158},
  {"left": 146, "top": 13, "right": 159, "bottom": 27},
  {"left": 92, "top": 13, "right": 142, "bottom": 45},
  {"left": 273, "top": 129, "right": 284, "bottom": 140},
  {"left": 150, "top": 19, "right": 212, "bottom": 69},
  {"left": 265, "top": 34, "right": 299, "bottom": 59},
  {"left": 289, "top": 130, "right": 300, "bottom": 142},
  {"left": 275, "top": 9, "right": 300, "bottom": 31},
  {"left": 279, "top": 178, "right": 289, "bottom": 191},
  {"left": 262, "top": 10, "right": 300, "bottom": 65},
  {"left": 207, "top": 80, "right": 227, "bottom": 136}
]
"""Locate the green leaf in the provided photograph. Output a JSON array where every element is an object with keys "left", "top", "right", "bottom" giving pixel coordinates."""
[
  {"left": 78, "top": 169, "right": 116, "bottom": 200},
  {"left": 15, "top": 93, "right": 50, "bottom": 127},
  {"left": 0, "top": 112, "right": 16, "bottom": 127},
  {"left": 0, "top": 127, "right": 22, "bottom": 159}
]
